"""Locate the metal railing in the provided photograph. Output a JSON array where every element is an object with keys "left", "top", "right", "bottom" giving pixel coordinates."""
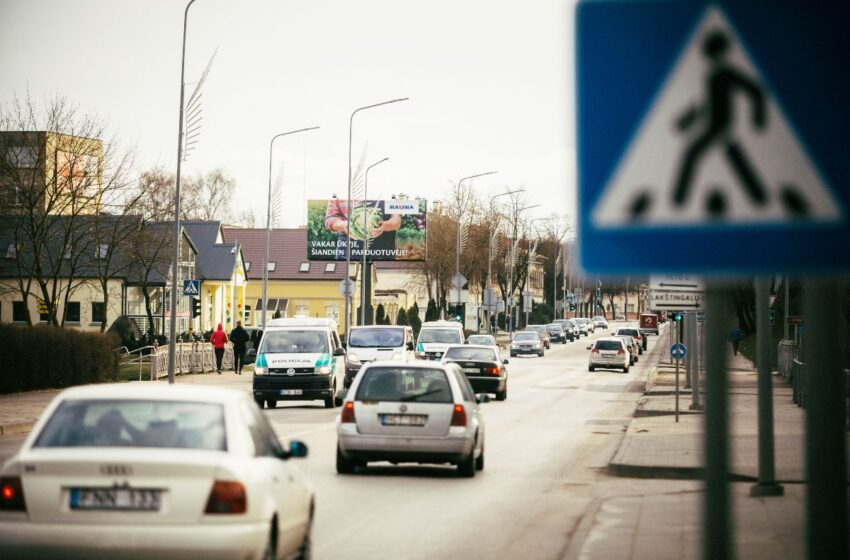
[
  {"left": 778, "top": 339, "right": 795, "bottom": 379},
  {"left": 790, "top": 358, "right": 850, "bottom": 430},
  {"left": 148, "top": 341, "right": 234, "bottom": 380}
]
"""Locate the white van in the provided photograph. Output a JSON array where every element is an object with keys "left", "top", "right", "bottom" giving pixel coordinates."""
[
  {"left": 345, "top": 325, "right": 415, "bottom": 387},
  {"left": 415, "top": 320, "right": 465, "bottom": 360},
  {"left": 252, "top": 317, "right": 346, "bottom": 409}
]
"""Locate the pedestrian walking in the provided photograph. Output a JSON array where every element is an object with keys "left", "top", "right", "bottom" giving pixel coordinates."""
[
  {"left": 252, "top": 329, "right": 263, "bottom": 352},
  {"left": 230, "top": 321, "right": 249, "bottom": 375},
  {"left": 210, "top": 323, "right": 228, "bottom": 374},
  {"left": 729, "top": 324, "right": 743, "bottom": 356}
]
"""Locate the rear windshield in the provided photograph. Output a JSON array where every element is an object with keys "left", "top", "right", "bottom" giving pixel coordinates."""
[
  {"left": 514, "top": 333, "right": 538, "bottom": 341},
  {"left": 355, "top": 367, "right": 453, "bottom": 403},
  {"left": 349, "top": 328, "right": 404, "bottom": 348},
  {"left": 546, "top": 325, "right": 562, "bottom": 332},
  {"left": 262, "top": 329, "right": 329, "bottom": 354},
  {"left": 466, "top": 335, "right": 495, "bottom": 345},
  {"left": 34, "top": 399, "right": 226, "bottom": 451},
  {"left": 592, "top": 316, "right": 605, "bottom": 321},
  {"left": 595, "top": 340, "right": 623, "bottom": 351},
  {"left": 444, "top": 347, "right": 498, "bottom": 361},
  {"left": 617, "top": 329, "right": 639, "bottom": 336},
  {"left": 419, "top": 329, "right": 463, "bottom": 344}
]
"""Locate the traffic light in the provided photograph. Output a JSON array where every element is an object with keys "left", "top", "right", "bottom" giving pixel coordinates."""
[
  {"left": 570, "top": 303, "right": 576, "bottom": 311},
  {"left": 674, "top": 312, "right": 683, "bottom": 322},
  {"left": 191, "top": 297, "right": 201, "bottom": 319},
  {"left": 454, "top": 304, "right": 463, "bottom": 322}
]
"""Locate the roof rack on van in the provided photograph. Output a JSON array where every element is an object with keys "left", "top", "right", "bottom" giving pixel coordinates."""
[
  {"left": 265, "top": 317, "right": 339, "bottom": 329},
  {"left": 420, "top": 320, "right": 464, "bottom": 327}
]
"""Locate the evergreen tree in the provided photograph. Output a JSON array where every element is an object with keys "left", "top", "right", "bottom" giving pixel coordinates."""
[
  {"left": 396, "top": 308, "right": 409, "bottom": 326},
  {"left": 425, "top": 299, "right": 439, "bottom": 321},
  {"left": 408, "top": 302, "right": 422, "bottom": 336},
  {"left": 375, "top": 304, "right": 387, "bottom": 325}
]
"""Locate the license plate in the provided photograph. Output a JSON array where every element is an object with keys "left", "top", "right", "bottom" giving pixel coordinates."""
[
  {"left": 380, "top": 414, "right": 427, "bottom": 426},
  {"left": 280, "top": 389, "right": 303, "bottom": 396},
  {"left": 70, "top": 488, "right": 161, "bottom": 511},
  {"left": 463, "top": 367, "right": 480, "bottom": 373},
  {"left": 602, "top": 353, "right": 616, "bottom": 358}
]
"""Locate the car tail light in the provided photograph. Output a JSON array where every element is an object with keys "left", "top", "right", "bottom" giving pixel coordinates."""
[
  {"left": 591, "top": 348, "right": 600, "bottom": 354},
  {"left": 205, "top": 481, "right": 247, "bottom": 514},
  {"left": 485, "top": 367, "right": 500, "bottom": 375},
  {"left": 450, "top": 404, "right": 467, "bottom": 427},
  {"left": 341, "top": 401, "right": 356, "bottom": 423},
  {"left": 0, "top": 476, "right": 25, "bottom": 512},
  {"left": 618, "top": 349, "right": 626, "bottom": 355}
]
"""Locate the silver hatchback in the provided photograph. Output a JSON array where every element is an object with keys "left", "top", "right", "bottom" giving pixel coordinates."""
[{"left": 336, "top": 362, "right": 486, "bottom": 477}]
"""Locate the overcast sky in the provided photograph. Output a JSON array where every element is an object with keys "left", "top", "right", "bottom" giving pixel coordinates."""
[{"left": 0, "top": 0, "right": 576, "bottom": 228}]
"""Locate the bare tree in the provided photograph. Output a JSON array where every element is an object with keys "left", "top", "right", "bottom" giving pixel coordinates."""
[{"left": 183, "top": 168, "right": 236, "bottom": 222}]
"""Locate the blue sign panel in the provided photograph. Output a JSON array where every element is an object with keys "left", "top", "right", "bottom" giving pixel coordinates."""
[
  {"left": 182, "top": 279, "right": 200, "bottom": 296},
  {"left": 577, "top": 0, "right": 850, "bottom": 274},
  {"left": 671, "top": 343, "right": 687, "bottom": 360}
]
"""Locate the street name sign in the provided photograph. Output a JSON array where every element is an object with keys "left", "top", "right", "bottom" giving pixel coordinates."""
[
  {"left": 649, "top": 275, "right": 704, "bottom": 292},
  {"left": 650, "top": 290, "right": 705, "bottom": 310},
  {"left": 577, "top": 0, "right": 850, "bottom": 273}
]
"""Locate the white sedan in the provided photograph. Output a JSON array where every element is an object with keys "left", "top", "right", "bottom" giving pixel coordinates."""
[{"left": 0, "top": 384, "right": 314, "bottom": 560}]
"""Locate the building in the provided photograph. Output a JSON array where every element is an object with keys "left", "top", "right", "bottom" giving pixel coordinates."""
[{"left": 222, "top": 227, "right": 346, "bottom": 333}]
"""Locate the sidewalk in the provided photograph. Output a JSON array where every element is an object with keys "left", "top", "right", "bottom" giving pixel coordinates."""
[
  {"left": 570, "top": 350, "right": 849, "bottom": 559},
  {"left": 0, "top": 368, "right": 250, "bottom": 436}
]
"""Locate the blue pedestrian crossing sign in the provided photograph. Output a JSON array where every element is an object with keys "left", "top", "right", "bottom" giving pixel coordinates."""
[
  {"left": 671, "top": 343, "right": 687, "bottom": 360},
  {"left": 182, "top": 279, "right": 200, "bottom": 296},
  {"left": 577, "top": 1, "right": 850, "bottom": 274}
]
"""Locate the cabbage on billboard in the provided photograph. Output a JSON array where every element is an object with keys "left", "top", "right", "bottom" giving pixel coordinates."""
[{"left": 307, "top": 199, "right": 427, "bottom": 261}]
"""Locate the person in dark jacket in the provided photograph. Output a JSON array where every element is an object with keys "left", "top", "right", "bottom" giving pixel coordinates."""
[
  {"left": 252, "top": 329, "right": 263, "bottom": 353},
  {"left": 230, "top": 321, "right": 250, "bottom": 375},
  {"left": 210, "top": 323, "right": 228, "bottom": 374}
]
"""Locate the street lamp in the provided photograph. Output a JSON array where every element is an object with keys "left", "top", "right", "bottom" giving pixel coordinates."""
[
  {"left": 167, "top": 0, "right": 200, "bottom": 385},
  {"left": 523, "top": 217, "right": 550, "bottom": 328},
  {"left": 360, "top": 157, "right": 389, "bottom": 326},
  {"left": 261, "top": 127, "right": 320, "bottom": 329},
  {"left": 505, "top": 203, "right": 540, "bottom": 333},
  {"left": 344, "top": 97, "right": 409, "bottom": 344},
  {"left": 485, "top": 189, "right": 522, "bottom": 332},
  {"left": 451, "top": 172, "right": 497, "bottom": 316}
]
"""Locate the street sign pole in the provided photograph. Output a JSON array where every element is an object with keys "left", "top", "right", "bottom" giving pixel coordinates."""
[
  {"left": 751, "top": 276, "right": 783, "bottom": 497},
  {"left": 689, "top": 311, "right": 703, "bottom": 410},
  {"left": 704, "top": 282, "right": 732, "bottom": 560}
]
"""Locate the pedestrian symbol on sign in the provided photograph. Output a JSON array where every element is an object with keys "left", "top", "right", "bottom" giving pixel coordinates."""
[{"left": 591, "top": 6, "right": 842, "bottom": 228}]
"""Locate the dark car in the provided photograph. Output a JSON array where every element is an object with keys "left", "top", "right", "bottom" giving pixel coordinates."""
[
  {"left": 546, "top": 323, "right": 569, "bottom": 344},
  {"left": 441, "top": 345, "right": 508, "bottom": 401}
]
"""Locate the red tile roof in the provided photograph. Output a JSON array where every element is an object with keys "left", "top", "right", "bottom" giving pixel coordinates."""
[{"left": 222, "top": 228, "right": 348, "bottom": 281}]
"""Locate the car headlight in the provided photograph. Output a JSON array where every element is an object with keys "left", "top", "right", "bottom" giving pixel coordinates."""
[
  {"left": 533, "top": 342, "right": 541, "bottom": 348},
  {"left": 415, "top": 352, "right": 426, "bottom": 359},
  {"left": 254, "top": 366, "right": 266, "bottom": 375},
  {"left": 316, "top": 366, "right": 331, "bottom": 375},
  {"left": 348, "top": 353, "right": 360, "bottom": 363}
]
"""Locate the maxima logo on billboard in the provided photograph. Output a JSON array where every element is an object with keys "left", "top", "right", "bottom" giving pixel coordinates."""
[{"left": 384, "top": 200, "right": 420, "bottom": 214}]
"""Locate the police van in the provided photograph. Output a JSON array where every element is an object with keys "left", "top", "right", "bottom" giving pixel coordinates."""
[
  {"left": 415, "top": 320, "right": 465, "bottom": 360},
  {"left": 252, "top": 317, "right": 346, "bottom": 409}
]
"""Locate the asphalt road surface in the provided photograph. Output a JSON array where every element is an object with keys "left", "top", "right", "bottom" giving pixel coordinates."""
[{"left": 0, "top": 325, "right": 672, "bottom": 559}]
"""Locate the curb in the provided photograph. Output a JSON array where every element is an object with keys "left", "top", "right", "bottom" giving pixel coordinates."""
[
  {"left": 607, "top": 462, "right": 757, "bottom": 482},
  {"left": 0, "top": 422, "right": 34, "bottom": 437},
  {"left": 633, "top": 408, "right": 703, "bottom": 418}
]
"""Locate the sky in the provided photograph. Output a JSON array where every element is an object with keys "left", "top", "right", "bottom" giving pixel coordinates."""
[{"left": 0, "top": 0, "right": 576, "bottom": 229}]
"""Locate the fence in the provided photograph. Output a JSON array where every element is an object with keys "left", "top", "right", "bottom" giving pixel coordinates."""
[
  {"left": 790, "top": 357, "right": 850, "bottom": 430},
  {"left": 149, "top": 342, "right": 234, "bottom": 380},
  {"left": 778, "top": 339, "right": 795, "bottom": 379}
]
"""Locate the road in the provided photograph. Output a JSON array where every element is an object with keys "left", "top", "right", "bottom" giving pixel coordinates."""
[{"left": 0, "top": 325, "right": 671, "bottom": 559}]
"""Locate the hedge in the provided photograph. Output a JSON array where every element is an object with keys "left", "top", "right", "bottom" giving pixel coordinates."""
[{"left": 0, "top": 325, "right": 120, "bottom": 394}]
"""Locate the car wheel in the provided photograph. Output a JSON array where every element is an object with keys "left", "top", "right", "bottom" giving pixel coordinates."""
[
  {"left": 510, "top": 352, "right": 516, "bottom": 358},
  {"left": 325, "top": 382, "right": 337, "bottom": 409},
  {"left": 254, "top": 397, "right": 265, "bottom": 409},
  {"left": 475, "top": 443, "right": 485, "bottom": 471},
  {"left": 538, "top": 351, "right": 544, "bottom": 357},
  {"left": 458, "top": 449, "right": 476, "bottom": 478},
  {"left": 623, "top": 365, "right": 630, "bottom": 373},
  {"left": 589, "top": 365, "right": 595, "bottom": 372},
  {"left": 266, "top": 399, "right": 277, "bottom": 409},
  {"left": 336, "top": 446, "right": 356, "bottom": 474},
  {"left": 261, "top": 519, "right": 278, "bottom": 560},
  {"left": 496, "top": 387, "right": 506, "bottom": 401}
]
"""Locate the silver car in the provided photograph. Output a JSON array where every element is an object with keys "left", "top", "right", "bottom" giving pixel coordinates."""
[
  {"left": 336, "top": 362, "right": 486, "bottom": 477},
  {"left": 588, "top": 337, "right": 630, "bottom": 373}
]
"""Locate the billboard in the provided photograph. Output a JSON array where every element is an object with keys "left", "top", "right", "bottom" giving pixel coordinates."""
[{"left": 307, "top": 198, "right": 427, "bottom": 261}]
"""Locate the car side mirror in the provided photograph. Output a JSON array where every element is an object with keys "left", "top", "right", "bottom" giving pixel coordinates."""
[
  {"left": 610, "top": 332, "right": 616, "bottom": 336},
  {"left": 287, "top": 440, "right": 308, "bottom": 459},
  {"left": 502, "top": 359, "right": 509, "bottom": 365},
  {"left": 341, "top": 342, "right": 347, "bottom": 349},
  {"left": 407, "top": 341, "right": 414, "bottom": 351},
  {"left": 476, "top": 394, "right": 491, "bottom": 404},
  {"left": 333, "top": 347, "right": 346, "bottom": 357},
  {"left": 586, "top": 345, "right": 593, "bottom": 350}
]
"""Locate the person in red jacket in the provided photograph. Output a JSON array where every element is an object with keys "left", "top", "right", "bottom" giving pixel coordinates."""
[{"left": 210, "top": 323, "right": 228, "bottom": 374}]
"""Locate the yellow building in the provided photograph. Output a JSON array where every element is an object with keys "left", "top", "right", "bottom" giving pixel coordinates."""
[{"left": 223, "top": 227, "right": 346, "bottom": 333}]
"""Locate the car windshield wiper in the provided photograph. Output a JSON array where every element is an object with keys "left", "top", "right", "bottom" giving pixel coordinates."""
[{"left": 399, "top": 388, "right": 443, "bottom": 402}]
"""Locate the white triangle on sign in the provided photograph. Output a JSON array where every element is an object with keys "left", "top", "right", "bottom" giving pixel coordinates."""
[
  {"left": 591, "top": 6, "right": 842, "bottom": 228},
  {"left": 184, "top": 282, "right": 198, "bottom": 295}
]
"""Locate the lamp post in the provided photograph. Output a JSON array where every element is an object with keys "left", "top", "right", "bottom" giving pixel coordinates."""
[
  {"left": 360, "top": 157, "right": 389, "bottom": 326},
  {"left": 167, "top": 0, "right": 199, "bottom": 385},
  {"left": 505, "top": 203, "right": 540, "bottom": 333},
  {"left": 345, "top": 97, "right": 409, "bottom": 344},
  {"left": 524, "top": 217, "right": 549, "bottom": 328},
  {"left": 485, "top": 189, "right": 521, "bottom": 332},
  {"left": 262, "top": 127, "right": 320, "bottom": 330}
]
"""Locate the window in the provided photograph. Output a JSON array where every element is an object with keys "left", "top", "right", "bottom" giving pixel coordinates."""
[
  {"left": 12, "top": 301, "right": 28, "bottom": 322},
  {"left": 64, "top": 302, "right": 81, "bottom": 323},
  {"left": 244, "top": 262, "right": 251, "bottom": 271},
  {"left": 5, "top": 244, "right": 18, "bottom": 259},
  {"left": 6, "top": 146, "right": 36, "bottom": 168},
  {"left": 266, "top": 262, "right": 276, "bottom": 272},
  {"left": 295, "top": 304, "right": 310, "bottom": 317},
  {"left": 95, "top": 243, "right": 108, "bottom": 259},
  {"left": 355, "top": 367, "right": 454, "bottom": 404},
  {"left": 91, "top": 302, "right": 105, "bottom": 324},
  {"left": 299, "top": 262, "right": 310, "bottom": 272},
  {"left": 325, "top": 305, "right": 339, "bottom": 323},
  {"left": 325, "top": 263, "right": 336, "bottom": 272},
  {"left": 244, "top": 304, "right": 251, "bottom": 325}
]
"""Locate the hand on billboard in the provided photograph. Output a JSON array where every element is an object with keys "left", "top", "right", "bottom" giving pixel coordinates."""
[
  {"left": 369, "top": 214, "right": 401, "bottom": 238},
  {"left": 331, "top": 220, "right": 349, "bottom": 235}
]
